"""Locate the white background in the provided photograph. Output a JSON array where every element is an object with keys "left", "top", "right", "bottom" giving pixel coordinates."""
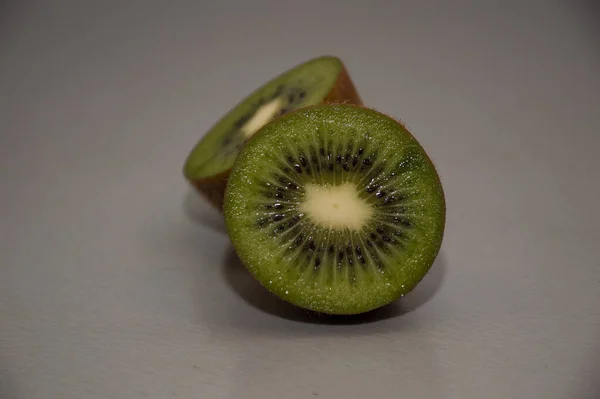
[{"left": 1, "top": 1, "right": 599, "bottom": 398}]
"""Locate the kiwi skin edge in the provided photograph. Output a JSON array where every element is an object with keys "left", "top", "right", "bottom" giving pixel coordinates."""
[{"left": 187, "top": 60, "right": 363, "bottom": 211}]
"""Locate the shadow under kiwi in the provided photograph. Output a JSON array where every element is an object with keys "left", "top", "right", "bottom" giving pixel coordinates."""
[
  {"left": 222, "top": 248, "right": 446, "bottom": 325},
  {"left": 182, "top": 188, "right": 227, "bottom": 234}
]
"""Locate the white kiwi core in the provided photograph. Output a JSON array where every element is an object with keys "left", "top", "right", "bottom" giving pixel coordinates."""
[
  {"left": 299, "top": 183, "right": 373, "bottom": 230},
  {"left": 240, "top": 98, "right": 284, "bottom": 138}
]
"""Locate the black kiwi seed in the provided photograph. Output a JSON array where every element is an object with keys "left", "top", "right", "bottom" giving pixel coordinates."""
[
  {"left": 314, "top": 257, "right": 321, "bottom": 268},
  {"left": 300, "top": 155, "right": 307, "bottom": 167},
  {"left": 363, "top": 243, "right": 384, "bottom": 268},
  {"left": 233, "top": 114, "right": 250, "bottom": 129},
  {"left": 345, "top": 245, "right": 353, "bottom": 260}
]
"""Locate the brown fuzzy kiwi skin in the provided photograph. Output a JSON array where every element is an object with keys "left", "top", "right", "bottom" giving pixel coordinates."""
[
  {"left": 189, "top": 169, "right": 230, "bottom": 210},
  {"left": 322, "top": 62, "right": 363, "bottom": 106},
  {"left": 186, "top": 60, "right": 363, "bottom": 211}
]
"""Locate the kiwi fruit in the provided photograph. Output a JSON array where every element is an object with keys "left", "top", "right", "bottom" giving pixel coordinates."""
[
  {"left": 183, "top": 55, "right": 362, "bottom": 210},
  {"left": 223, "top": 104, "right": 446, "bottom": 315}
]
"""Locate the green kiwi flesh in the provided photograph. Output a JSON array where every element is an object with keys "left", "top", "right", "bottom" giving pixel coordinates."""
[
  {"left": 224, "top": 104, "right": 446, "bottom": 315},
  {"left": 183, "top": 56, "right": 361, "bottom": 208}
]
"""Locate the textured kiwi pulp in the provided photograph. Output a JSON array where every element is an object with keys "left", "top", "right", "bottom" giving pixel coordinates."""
[
  {"left": 182, "top": 56, "right": 362, "bottom": 209},
  {"left": 224, "top": 104, "right": 446, "bottom": 315}
]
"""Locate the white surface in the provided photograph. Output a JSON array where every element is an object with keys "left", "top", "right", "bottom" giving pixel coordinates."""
[{"left": 1, "top": 1, "right": 599, "bottom": 398}]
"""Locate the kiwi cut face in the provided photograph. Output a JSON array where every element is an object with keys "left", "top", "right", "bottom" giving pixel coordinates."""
[
  {"left": 183, "top": 56, "right": 362, "bottom": 209},
  {"left": 224, "top": 104, "right": 446, "bottom": 315}
]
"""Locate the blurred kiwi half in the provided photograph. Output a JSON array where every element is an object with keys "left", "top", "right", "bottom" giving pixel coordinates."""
[{"left": 183, "top": 56, "right": 362, "bottom": 210}]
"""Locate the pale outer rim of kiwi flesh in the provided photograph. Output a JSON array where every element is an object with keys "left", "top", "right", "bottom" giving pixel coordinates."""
[{"left": 187, "top": 59, "right": 363, "bottom": 211}]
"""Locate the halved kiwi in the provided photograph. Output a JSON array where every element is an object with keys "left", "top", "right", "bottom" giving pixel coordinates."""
[
  {"left": 183, "top": 56, "right": 362, "bottom": 209},
  {"left": 223, "top": 104, "right": 446, "bottom": 315}
]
